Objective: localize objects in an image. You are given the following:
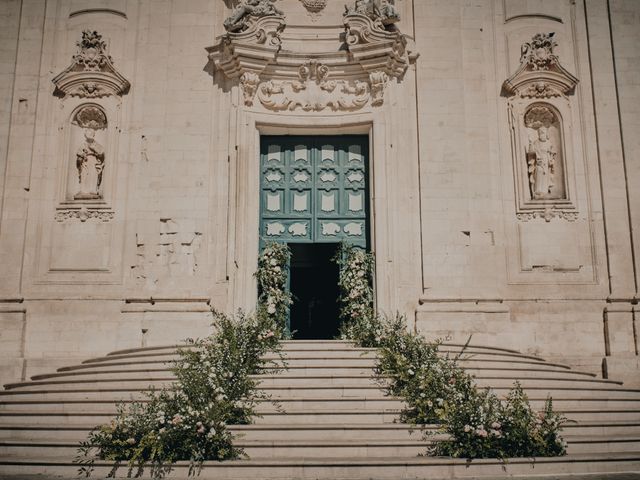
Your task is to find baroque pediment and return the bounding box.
[502,32,578,98]
[53,30,130,98]
[206,2,416,111]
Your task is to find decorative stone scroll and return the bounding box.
[503,32,579,222]
[207,1,416,111]
[52,30,130,98]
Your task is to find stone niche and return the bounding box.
[32,28,129,284]
[502,29,597,285]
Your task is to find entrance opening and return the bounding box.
[289,243,340,340]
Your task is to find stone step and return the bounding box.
[0,439,431,459]
[103,341,532,357]
[0,453,639,479]
[0,385,391,401]
[1,421,638,443]
[0,408,402,426]
[22,363,599,384]
[54,356,573,374]
[0,397,406,413]
[562,409,640,422]
[0,423,427,442]
[81,348,550,366]
[2,434,640,460]
[566,436,640,454]
[2,384,639,406]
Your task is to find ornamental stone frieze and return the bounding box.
[52,30,130,98]
[207,0,415,111]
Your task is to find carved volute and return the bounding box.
[207,0,416,111]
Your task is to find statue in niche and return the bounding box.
[224,0,284,32]
[71,106,107,200]
[75,129,105,199]
[524,105,562,200]
[345,0,400,26]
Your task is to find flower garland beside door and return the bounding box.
[334,242,567,461]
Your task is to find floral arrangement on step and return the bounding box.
[334,243,568,460]
[75,244,291,478]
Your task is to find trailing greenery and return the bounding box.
[334,243,568,460]
[75,243,291,478]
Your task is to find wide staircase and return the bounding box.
[0,340,639,479]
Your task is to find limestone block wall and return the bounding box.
[0,0,637,387]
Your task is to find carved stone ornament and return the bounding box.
[257,61,370,111]
[344,0,400,29]
[502,32,578,98]
[517,207,578,223]
[208,4,415,111]
[300,0,327,18]
[55,206,114,222]
[224,0,284,33]
[52,30,130,98]
[343,12,409,79]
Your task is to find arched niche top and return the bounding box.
[69,8,127,19]
[53,29,130,99]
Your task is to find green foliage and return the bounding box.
[75,310,282,478]
[334,244,567,461]
[75,244,292,478]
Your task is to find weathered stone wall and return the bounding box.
[0,0,637,387]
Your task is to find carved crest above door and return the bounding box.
[207,0,417,111]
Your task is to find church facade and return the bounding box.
[0,0,638,387]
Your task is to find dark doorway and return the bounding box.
[289,243,340,340]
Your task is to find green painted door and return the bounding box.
[259,135,369,248]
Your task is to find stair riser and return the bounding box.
[253,412,400,425]
[567,441,640,454]
[563,411,640,422]
[0,444,430,458]
[474,378,620,389]
[562,425,640,436]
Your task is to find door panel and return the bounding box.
[260,136,369,248]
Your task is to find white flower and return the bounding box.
[126,437,136,445]
[267,304,276,314]
[463,425,471,433]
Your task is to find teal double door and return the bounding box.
[259,135,369,248]
[259,135,370,339]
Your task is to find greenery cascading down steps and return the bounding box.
[74,242,566,478]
